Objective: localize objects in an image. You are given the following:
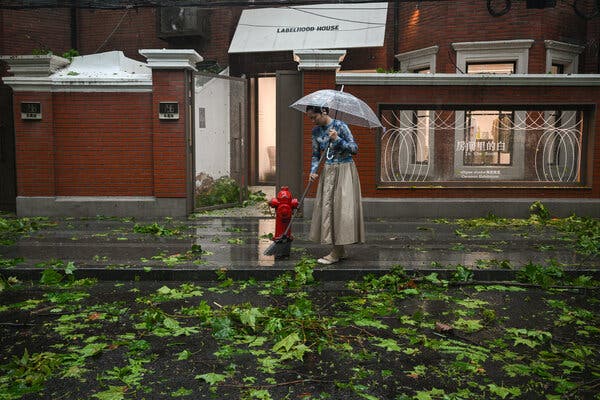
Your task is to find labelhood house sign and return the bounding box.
[228,3,388,54]
[276,25,340,33]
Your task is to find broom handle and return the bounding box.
[279,143,328,239]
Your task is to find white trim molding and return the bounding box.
[395,45,439,73]
[336,72,600,86]
[2,76,152,92]
[0,54,70,77]
[451,39,534,74]
[2,51,153,92]
[293,49,347,71]
[139,49,203,71]
[545,40,585,74]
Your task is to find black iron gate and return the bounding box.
[0,85,16,212]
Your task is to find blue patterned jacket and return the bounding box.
[310,119,358,174]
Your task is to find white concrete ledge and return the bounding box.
[294,49,346,71]
[0,54,70,76]
[336,72,600,86]
[139,49,202,71]
[2,51,152,92]
[2,76,152,92]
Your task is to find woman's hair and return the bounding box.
[306,105,329,115]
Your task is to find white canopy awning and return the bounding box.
[228,3,388,54]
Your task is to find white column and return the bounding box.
[293,49,347,71]
[139,49,203,70]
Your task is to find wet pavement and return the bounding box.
[1,215,598,281]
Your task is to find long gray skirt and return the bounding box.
[309,161,365,245]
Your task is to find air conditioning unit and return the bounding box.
[158,7,210,38]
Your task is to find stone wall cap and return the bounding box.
[336,72,600,86]
[293,49,347,71]
[139,49,203,71]
[0,54,70,77]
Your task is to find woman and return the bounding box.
[306,105,365,265]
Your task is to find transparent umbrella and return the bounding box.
[290,88,382,128]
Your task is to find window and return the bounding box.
[458,62,517,173]
[545,40,584,74]
[383,55,435,178]
[413,68,431,165]
[379,108,434,182]
[412,110,430,164]
[452,40,534,74]
[378,105,587,186]
[462,111,514,166]
[550,64,565,74]
[466,62,515,74]
[543,110,582,182]
[547,110,563,165]
[395,46,438,73]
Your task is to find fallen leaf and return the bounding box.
[399,279,417,290]
[88,312,102,321]
[435,322,453,333]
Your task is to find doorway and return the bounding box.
[257,76,276,184]
[194,71,248,208]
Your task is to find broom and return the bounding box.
[264,147,328,257]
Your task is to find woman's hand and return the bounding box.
[309,173,319,182]
[328,128,338,141]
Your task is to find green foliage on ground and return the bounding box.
[195,177,241,207]
[0,216,56,245]
[0,259,598,399]
[195,177,267,209]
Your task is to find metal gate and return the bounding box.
[193,71,247,208]
[0,85,16,212]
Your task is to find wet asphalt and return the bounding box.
[1,216,598,282]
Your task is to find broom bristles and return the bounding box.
[263,235,292,257]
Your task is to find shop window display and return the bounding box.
[379,106,586,186]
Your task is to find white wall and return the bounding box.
[195,71,231,179]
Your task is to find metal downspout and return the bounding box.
[393,0,399,71]
[70,6,77,50]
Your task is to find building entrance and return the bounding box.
[257,76,276,184]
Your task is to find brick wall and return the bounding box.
[150,69,190,198]
[53,92,154,196]
[583,11,600,73]
[13,91,154,197]
[1,9,72,55]
[8,54,194,206]
[318,82,600,200]
[1,2,597,74]
[77,8,166,61]
[300,69,600,200]
[13,91,55,196]
[392,1,592,74]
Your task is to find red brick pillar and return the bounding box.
[0,55,70,200]
[140,49,202,214]
[293,50,346,197]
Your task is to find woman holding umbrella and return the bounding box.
[306,105,365,264]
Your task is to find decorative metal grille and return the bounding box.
[379,107,585,185]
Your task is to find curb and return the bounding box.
[2,267,599,283]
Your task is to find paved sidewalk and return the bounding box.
[1,214,598,281]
